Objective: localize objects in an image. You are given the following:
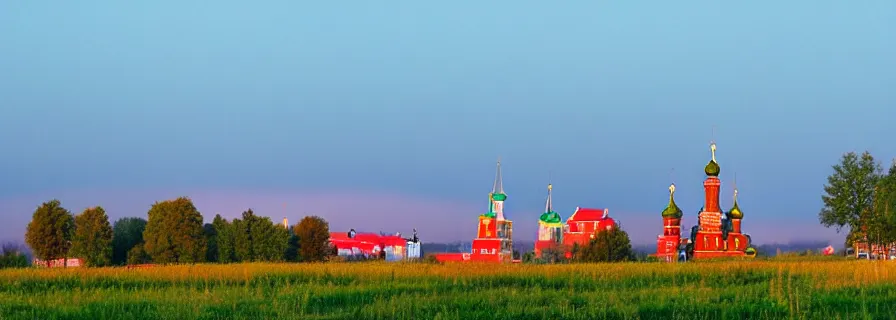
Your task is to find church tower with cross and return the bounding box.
[534,183,563,258]
[435,159,515,263]
[654,138,756,261]
[470,159,514,262]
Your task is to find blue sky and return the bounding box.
[1,1,894,246]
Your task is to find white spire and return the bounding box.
[545,183,553,213]
[492,157,504,195]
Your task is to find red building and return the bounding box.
[655,141,756,261]
[435,160,514,263]
[563,207,616,248]
[330,229,421,261]
[532,181,618,259]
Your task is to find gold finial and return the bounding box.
[548,184,552,191]
[669,183,676,195]
[710,142,717,162]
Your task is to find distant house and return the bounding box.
[33,258,82,268]
[329,229,422,261]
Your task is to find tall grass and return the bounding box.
[0,261,894,319]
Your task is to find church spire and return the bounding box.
[492,158,504,195]
[490,158,507,201]
[728,173,743,219]
[545,184,553,213]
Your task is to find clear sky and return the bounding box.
[1,1,894,246]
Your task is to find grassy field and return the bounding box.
[1,260,895,319]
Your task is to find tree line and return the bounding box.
[24,197,332,267]
[819,151,896,256]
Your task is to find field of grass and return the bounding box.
[1,260,895,319]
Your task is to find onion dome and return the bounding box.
[704,142,720,176]
[539,184,562,224]
[491,193,507,201]
[539,211,562,224]
[727,189,743,219]
[661,184,683,218]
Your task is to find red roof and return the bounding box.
[568,207,610,222]
[329,232,350,240]
[329,232,408,252]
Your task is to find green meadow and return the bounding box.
[1,260,895,319]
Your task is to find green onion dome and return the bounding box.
[728,192,743,219]
[539,211,562,224]
[661,184,683,219]
[705,160,720,176]
[491,193,507,201]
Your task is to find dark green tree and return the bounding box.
[231,217,250,261]
[111,217,147,265]
[71,206,114,267]
[203,223,218,262]
[142,197,207,263]
[819,152,880,245]
[578,226,634,262]
[285,231,300,262]
[25,200,74,266]
[294,216,330,262]
[212,214,235,263]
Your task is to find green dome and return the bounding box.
[727,201,743,219]
[704,160,720,176]
[539,211,562,224]
[661,196,683,219]
[491,193,507,201]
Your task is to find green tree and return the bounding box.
[71,207,114,267]
[25,200,74,266]
[870,162,896,255]
[111,217,147,265]
[142,197,207,263]
[294,216,331,262]
[578,226,634,262]
[819,152,880,245]
[212,214,235,263]
[231,209,290,262]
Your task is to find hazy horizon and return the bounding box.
[2,1,894,247]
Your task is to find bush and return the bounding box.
[0,243,30,269]
[127,244,151,265]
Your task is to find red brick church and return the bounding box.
[655,141,756,261]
